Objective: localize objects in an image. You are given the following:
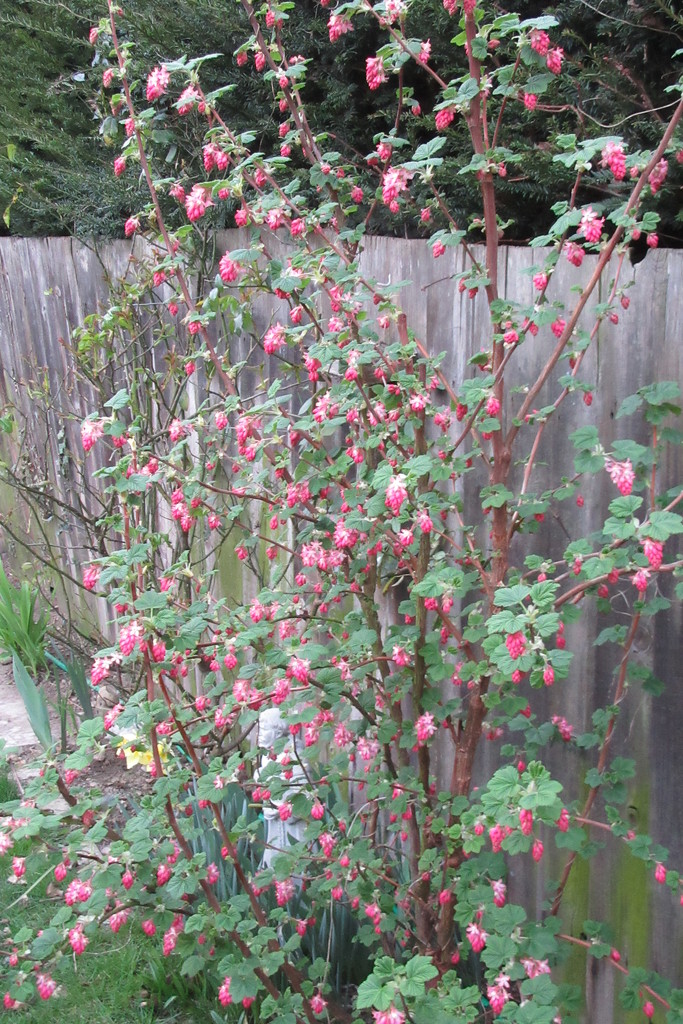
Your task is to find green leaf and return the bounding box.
[12,654,52,750]
[494,584,529,608]
[104,389,130,411]
[405,956,438,985]
[646,510,683,540]
[412,137,447,162]
[181,955,206,977]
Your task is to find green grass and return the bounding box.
[0,823,219,1023]
[0,765,19,802]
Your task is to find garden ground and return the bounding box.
[0,664,216,1023]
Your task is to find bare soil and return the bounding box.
[0,659,152,811]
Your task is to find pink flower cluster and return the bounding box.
[579,206,604,244]
[81,418,104,452]
[415,712,436,745]
[385,474,408,514]
[601,141,626,180]
[606,458,635,495]
[466,921,488,952]
[185,185,214,222]
[366,56,387,90]
[146,65,170,102]
[328,13,353,41]
[487,974,511,1016]
[505,631,526,659]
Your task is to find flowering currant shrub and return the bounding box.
[2,1,683,1021]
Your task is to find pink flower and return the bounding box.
[65,878,92,905]
[310,800,325,820]
[533,272,548,291]
[487,975,511,1016]
[373,1007,405,1024]
[177,85,203,115]
[523,92,538,111]
[278,802,293,822]
[648,158,668,194]
[601,142,626,181]
[328,13,353,42]
[546,47,563,74]
[522,957,551,979]
[466,922,488,952]
[108,906,130,933]
[632,568,650,593]
[606,458,635,495]
[83,565,100,591]
[218,977,232,1006]
[563,241,585,266]
[319,832,336,857]
[556,808,570,831]
[579,206,604,244]
[12,856,25,878]
[415,712,436,745]
[219,254,240,282]
[432,239,446,258]
[81,418,104,451]
[157,862,172,886]
[102,67,114,88]
[152,640,166,662]
[142,919,156,936]
[146,65,170,102]
[114,156,126,177]
[185,185,214,222]
[435,107,455,131]
[505,632,526,660]
[366,56,387,90]
[119,620,142,657]
[529,29,550,56]
[519,808,534,835]
[275,878,295,905]
[532,839,544,861]
[385,474,408,514]
[392,645,411,666]
[289,656,310,683]
[36,974,57,1001]
[124,216,139,238]
[416,510,433,533]
[492,879,507,907]
[169,419,187,442]
[642,538,663,569]
[381,166,412,207]
[103,702,123,729]
[264,322,286,354]
[311,993,327,1015]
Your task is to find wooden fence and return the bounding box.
[0,235,681,1018]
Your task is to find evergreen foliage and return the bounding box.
[0,0,680,240]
